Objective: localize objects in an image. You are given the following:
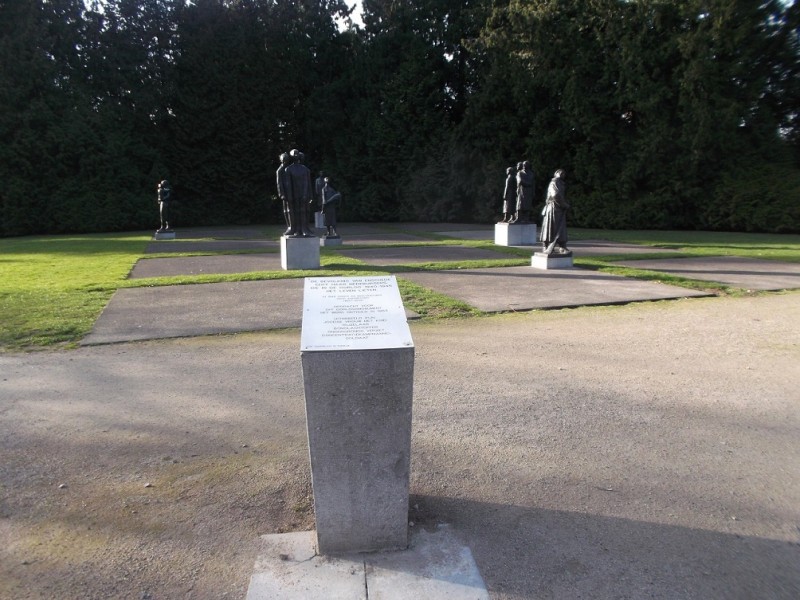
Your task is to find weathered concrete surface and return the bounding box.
[130,253,281,278]
[82,279,306,345]
[302,348,414,554]
[281,236,320,270]
[145,240,278,254]
[401,266,709,312]
[246,526,488,600]
[335,246,510,266]
[616,255,800,290]
[3,294,799,599]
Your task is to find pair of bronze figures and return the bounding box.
[500,164,569,254]
[276,150,340,238]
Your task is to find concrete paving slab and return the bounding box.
[616,256,800,290]
[166,225,272,239]
[342,233,428,245]
[146,239,278,254]
[129,253,282,278]
[82,279,305,344]
[246,526,488,600]
[246,531,366,600]
[401,266,709,312]
[83,278,421,345]
[335,246,511,266]
[570,239,679,257]
[435,230,495,241]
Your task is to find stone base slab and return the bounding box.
[532,252,573,270]
[153,230,176,240]
[494,222,537,246]
[245,526,488,600]
[320,237,343,247]
[281,236,320,270]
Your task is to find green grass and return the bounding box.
[1,227,799,351]
[0,233,151,350]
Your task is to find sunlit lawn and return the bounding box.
[0,233,151,349]
[1,227,798,351]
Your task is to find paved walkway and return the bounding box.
[84,226,798,345]
[617,255,800,291]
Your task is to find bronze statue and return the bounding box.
[314,171,326,210]
[511,161,534,223]
[157,180,172,231]
[276,153,292,235]
[279,149,315,237]
[499,167,516,223]
[321,177,341,238]
[540,169,570,254]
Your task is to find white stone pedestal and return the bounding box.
[301,276,414,555]
[495,222,537,246]
[314,211,325,228]
[281,236,320,270]
[532,252,573,270]
[153,230,176,240]
[319,237,343,247]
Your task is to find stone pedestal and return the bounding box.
[314,211,325,229]
[494,222,537,246]
[280,236,320,270]
[301,276,414,555]
[532,251,573,270]
[153,230,176,240]
[320,236,343,247]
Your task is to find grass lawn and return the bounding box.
[1,227,798,351]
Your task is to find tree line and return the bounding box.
[1,0,798,236]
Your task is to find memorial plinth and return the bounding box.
[532,251,573,269]
[281,236,320,270]
[320,236,343,247]
[301,276,414,555]
[153,230,176,240]
[495,222,537,246]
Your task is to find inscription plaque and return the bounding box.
[301,276,413,352]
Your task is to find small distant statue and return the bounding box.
[157,180,172,231]
[321,177,341,238]
[540,169,570,254]
[511,161,534,223]
[498,167,516,223]
[276,152,292,235]
[314,171,326,210]
[282,149,315,237]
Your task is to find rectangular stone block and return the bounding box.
[320,237,343,247]
[301,276,414,555]
[281,235,320,270]
[531,252,573,270]
[314,211,325,228]
[494,222,537,246]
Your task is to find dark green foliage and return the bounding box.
[1,0,798,235]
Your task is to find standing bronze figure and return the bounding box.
[511,161,534,223]
[278,149,315,237]
[276,153,292,235]
[157,180,172,231]
[321,177,341,238]
[499,167,516,223]
[540,169,570,254]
